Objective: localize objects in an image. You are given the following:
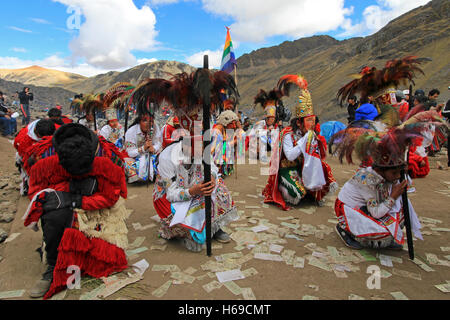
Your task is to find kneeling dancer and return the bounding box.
[153,134,239,252]
[334,127,424,250]
[24,124,129,299]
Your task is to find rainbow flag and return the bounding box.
[220,27,237,74]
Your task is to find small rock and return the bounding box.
[0,201,12,209]
[0,213,14,223]
[0,228,8,243]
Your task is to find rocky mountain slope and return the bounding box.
[0,66,86,88]
[0,0,448,121]
[235,0,450,121]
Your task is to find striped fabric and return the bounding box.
[220,27,237,74]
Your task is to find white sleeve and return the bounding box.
[125,128,140,159]
[152,123,163,153]
[158,145,191,202]
[282,133,303,161]
[99,126,110,140]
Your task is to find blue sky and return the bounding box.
[0,0,429,76]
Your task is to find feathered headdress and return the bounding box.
[254,89,283,108]
[277,75,313,118]
[78,94,104,116]
[103,82,136,112]
[126,70,239,120]
[127,78,173,118]
[337,56,427,105]
[330,122,439,167]
[254,89,282,118]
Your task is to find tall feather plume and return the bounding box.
[193,68,214,108]
[253,89,283,108]
[168,72,198,112]
[337,66,378,106]
[79,94,104,115]
[400,110,449,128]
[127,78,173,116]
[337,56,426,105]
[374,104,400,128]
[354,133,382,163]
[103,82,136,111]
[277,75,308,97]
[329,127,376,164]
[211,71,240,106]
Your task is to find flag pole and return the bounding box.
[234,63,239,180]
[203,55,213,257]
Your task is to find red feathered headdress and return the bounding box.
[337,56,427,105]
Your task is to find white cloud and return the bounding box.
[199,0,352,43]
[186,49,222,69]
[0,54,159,77]
[11,48,27,53]
[339,0,429,37]
[137,58,158,65]
[147,0,182,5]
[30,18,51,24]
[53,0,159,69]
[8,26,33,33]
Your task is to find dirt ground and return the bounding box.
[0,133,449,301]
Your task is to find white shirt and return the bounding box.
[125,123,162,159]
[157,141,219,203]
[99,124,124,144]
[338,167,396,219]
[282,130,304,161]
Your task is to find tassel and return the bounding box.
[57,228,91,253]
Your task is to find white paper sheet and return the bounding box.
[216,269,245,283]
[170,200,192,227]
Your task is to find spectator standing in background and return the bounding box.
[346,96,359,124]
[19,87,34,125]
[0,91,17,138]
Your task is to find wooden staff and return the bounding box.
[400,150,414,260]
[124,104,129,134]
[234,64,239,180]
[203,55,213,257]
[93,111,97,132]
[147,106,154,189]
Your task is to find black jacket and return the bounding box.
[347,103,359,122]
[19,91,34,104]
[0,98,7,116]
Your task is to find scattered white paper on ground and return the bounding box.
[254,253,284,262]
[216,269,246,283]
[4,233,21,243]
[390,291,409,300]
[132,259,150,276]
[270,244,284,253]
[379,254,394,267]
[0,290,25,299]
[251,225,270,233]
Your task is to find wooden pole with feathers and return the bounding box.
[402,83,415,260]
[202,55,213,257]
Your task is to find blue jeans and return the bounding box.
[0,117,16,136]
[21,104,31,125]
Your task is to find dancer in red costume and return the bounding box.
[263,75,338,210]
[24,124,129,299]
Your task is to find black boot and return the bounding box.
[335,224,363,250]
